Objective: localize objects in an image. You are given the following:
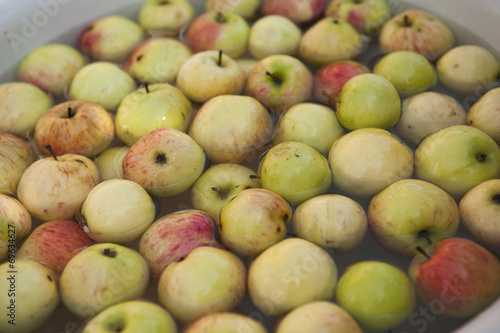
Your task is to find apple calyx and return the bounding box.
[155,152,167,165]
[45,144,59,161]
[415,245,431,260]
[476,153,487,162]
[101,248,118,258]
[266,72,282,85]
[492,193,500,205]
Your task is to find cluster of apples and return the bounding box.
[1,0,500,332]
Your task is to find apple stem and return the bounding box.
[218,50,223,67]
[403,15,411,27]
[45,145,58,161]
[416,246,431,259]
[216,12,226,23]
[266,71,282,85]
[67,107,73,118]
[144,82,150,93]
[322,91,338,109]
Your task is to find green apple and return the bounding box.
[60,243,150,318]
[272,102,345,155]
[292,194,367,252]
[158,246,246,323]
[185,312,267,333]
[367,179,460,257]
[0,132,36,195]
[374,50,437,95]
[206,0,260,20]
[190,163,260,218]
[415,125,500,198]
[467,87,500,144]
[258,141,332,205]
[137,0,195,35]
[336,261,416,331]
[328,128,414,198]
[82,300,177,333]
[0,194,31,262]
[115,83,194,145]
[248,238,338,316]
[94,146,130,181]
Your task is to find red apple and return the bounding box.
[261,0,327,26]
[409,238,500,318]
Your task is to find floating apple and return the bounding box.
[467,87,500,144]
[185,312,267,333]
[94,146,130,181]
[0,194,31,262]
[0,132,36,195]
[137,0,195,35]
[206,0,261,20]
[260,0,327,26]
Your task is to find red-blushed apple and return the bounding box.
[260,0,327,26]
[409,238,500,317]
[0,131,36,195]
[123,127,206,197]
[137,0,195,35]
[16,220,94,276]
[34,100,115,158]
[206,0,261,20]
[77,15,145,62]
[0,193,31,262]
[185,11,250,59]
[312,60,370,109]
[185,312,267,333]
[139,210,223,284]
[467,87,500,145]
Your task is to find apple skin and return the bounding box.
[16,220,94,276]
[94,146,130,181]
[248,237,338,316]
[409,238,500,317]
[0,260,59,333]
[137,0,195,35]
[185,312,267,333]
[0,82,53,138]
[82,300,178,333]
[367,179,460,257]
[468,87,500,144]
[260,0,327,26]
[206,0,261,20]
[59,243,150,318]
[185,11,250,59]
[34,100,115,157]
[77,15,145,63]
[276,301,363,333]
[157,246,247,323]
[336,261,416,331]
[379,9,455,61]
[459,179,500,248]
[312,60,370,109]
[123,127,206,197]
[292,194,367,252]
[139,210,222,284]
[0,132,36,195]
[190,163,260,218]
[217,188,291,257]
[17,43,87,97]
[0,194,31,262]
[414,125,500,198]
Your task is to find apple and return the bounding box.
[248,15,302,60]
[244,54,313,113]
[123,127,206,197]
[292,194,367,252]
[68,61,136,112]
[298,17,364,66]
[188,95,273,164]
[77,15,145,62]
[190,163,260,218]
[17,43,87,97]
[124,37,192,84]
[16,152,99,221]
[467,87,500,144]
[34,100,115,157]
[272,102,345,155]
[82,300,177,333]
[139,210,222,283]
[409,238,500,317]
[157,246,246,323]
[367,179,460,257]
[328,128,414,198]
[437,45,500,95]
[16,220,94,276]
[312,60,370,109]
[59,243,150,318]
[335,73,401,130]
[0,260,59,333]
[258,141,333,205]
[379,9,455,61]
[0,82,53,138]
[276,301,363,333]
[217,188,291,257]
[325,0,391,35]
[206,0,260,20]
[336,260,416,331]
[137,0,195,35]
[459,179,500,248]
[248,237,338,316]
[185,11,250,59]
[0,194,31,262]
[260,0,327,26]
[77,179,157,243]
[94,146,130,181]
[0,132,36,195]
[394,91,467,147]
[373,50,437,95]
[185,312,267,333]
[414,125,500,198]
[176,50,246,104]
[115,83,194,145]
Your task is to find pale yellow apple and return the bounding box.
[467,87,500,144]
[0,194,31,261]
[94,146,130,181]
